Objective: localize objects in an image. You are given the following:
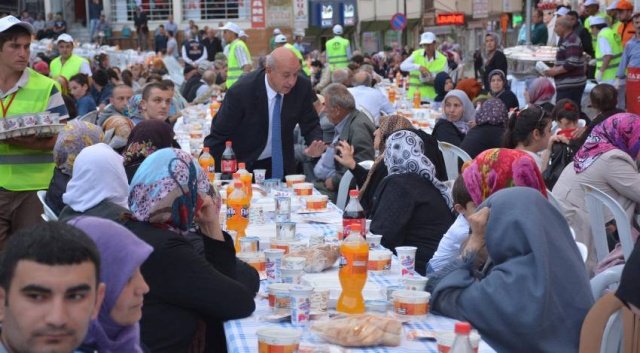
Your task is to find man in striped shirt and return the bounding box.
[544,17,587,107]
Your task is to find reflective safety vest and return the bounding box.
[585,13,609,49]
[596,27,623,81]
[618,21,636,48]
[407,49,448,101]
[0,69,56,191]
[284,43,311,76]
[50,54,87,80]
[226,39,251,89]
[326,36,349,69]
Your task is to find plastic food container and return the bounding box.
[292,182,314,196]
[285,174,306,187]
[236,252,265,273]
[257,328,302,353]
[305,195,328,211]
[392,290,430,317]
[403,275,428,291]
[267,283,294,310]
[436,330,482,353]
[368,249,392,272]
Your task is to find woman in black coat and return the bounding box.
[482,32,508,91]
[460,98,509,158]
[487,69,519,111]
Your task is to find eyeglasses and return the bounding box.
[517,105,546,124]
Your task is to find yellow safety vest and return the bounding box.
[326,36,349,69]
[50,54,88,80]
[226,39,251,89]
[284,43,311,76]
[407,50,448,101]
[0,69,56,191]
[595,27,623,81]
[585,13,609,50]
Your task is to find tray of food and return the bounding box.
[0,112,66,141]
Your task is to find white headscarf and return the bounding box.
[63,143,129,212]
[441,89,476,134]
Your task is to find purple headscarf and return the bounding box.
[474,98,508,126]
[68,216,152,353]
[574,113,640,173]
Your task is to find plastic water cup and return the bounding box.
[264,249,285,283]
[289,285,313,327]
[396,246,417,277]
[367,234,383,249]
[280,267,303,284]
[282,256,306,270]
[275,197,292,222]
[402,275,428,291]
[254,169,266,185]
[276,221,296,240]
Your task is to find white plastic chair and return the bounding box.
[547,189,564,213]
[580,183,635,263]
[37,190,58,221]
[78,110,98,125]
[437,141,471,180]
[357,106,375,125]
[335,160,374,210]
[590,264,625,300]
[577,241,589,263]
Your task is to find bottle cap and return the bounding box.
[349,190,359,197]
[350,224,362,232]
[239,162,246,169]
[202,147,210,153]
[234,181,243,188]
[454,322,471,334]
[226,141,232,146]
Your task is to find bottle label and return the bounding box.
[207,165,214,174]
[343,218,366,237]
[339,251,368,275]
[221,160,237,173]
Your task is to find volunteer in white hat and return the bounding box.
[607,1,620,27]
[273,34,310,76]
[270,28,281,51]
[583,0,608,49]
[400,32,448,102]
[589,15,622,84]
[220,22,252,88]
[325,24,351,70]
[0,16,69,245]
[50,33,92,80]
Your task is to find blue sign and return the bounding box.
[391,13,407,31]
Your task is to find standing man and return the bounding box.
[607,1,620,30]
[154,24,168,53]
[0,222,105,353]
[583,0,607,50]
[544,17,587,106]
[400,32,448,102]
[566,10,595,79]
[270,28,281,51]
[531,9,549,45]
[133,7,148,51]
[616,0,635,47]
[589,16,623,85]
[181,32,207,67]
[0,16,69,247]
[325,25,350,70]
[204,47,322,179]
[274,34,310,76]
[50,34,92,80]
[293,35,305,54]
[202,28,222,61]
[88,0,103,43]
[166,30,179,59]
[52,12,66,38]
[164,15,178,40]
[220,22,252,89]
[617,12,640,114]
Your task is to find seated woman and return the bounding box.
[102,115,136,154]
[69,216,152,353]
[427,187,593,353]
[524,77,555,114]
[59,143,130,222]
[122,119,179,182]
[460,98,508,158]
[553,113,640,274]
[428,148,547,273]
[126,148,257,353]
[69,73,98,117]
[487,69,519,111]
[370,130,455,275]
[575,83,625,147]
[46,120,104,216]
[432,89,475,146]
[433,72,454,110]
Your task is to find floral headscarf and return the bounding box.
[475,98,508,126]
[526,77,555,106]
[441,89,476,134]
[128,94,143,118]
[102,115,135,150]
[461,148,548,205]
[384,130,455,214]
[574,113,640,173]
[129,148,213,235]
[54,120,104,176]
[123,120,177,168]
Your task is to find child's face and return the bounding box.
[456,201,477,219]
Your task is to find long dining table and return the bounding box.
[221,189,496,353]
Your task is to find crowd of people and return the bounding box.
[1,1,640,352]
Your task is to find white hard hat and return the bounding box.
[219,22,240,35]
[55,33,74,44]
[588,15,608,26]
[419,32,436,45]
[273,28,281,35]
[333,24,343,35]
[275,34,287,43]
[584,0,599,6]
[0,15,33,34]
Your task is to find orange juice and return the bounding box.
[388,88,396,103]
[337,224,368,314]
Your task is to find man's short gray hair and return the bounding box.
[331,68,349,84]
[556,17,573,30]
[265,55,276,69]
[322,83,355,111]
[353,72,372,87]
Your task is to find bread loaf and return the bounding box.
[311,314,402,347]
[285,244,340,272]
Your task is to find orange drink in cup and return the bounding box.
[285,174,305,188]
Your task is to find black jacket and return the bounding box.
[482,51,508,91]
[460,124,505,159]
[432,119,466,147]
[45,168,71,216]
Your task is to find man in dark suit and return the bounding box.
[204,47,323,178]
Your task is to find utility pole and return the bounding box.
[525,0,532,44]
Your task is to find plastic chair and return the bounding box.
[36,190,58,221]
[591,264,625,300]
[358,106,375,125]
[78,110,98,125]
[547,189,564,213]
[580,183,635,263]
[335,160,374,210]
[437,141,471,180]
[579,292,640,353]
[577,241,589,263]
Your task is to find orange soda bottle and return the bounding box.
[413,90,421,108]
[209,100,220,118]
[226,181,250,250]
[388,88,396,104]
[337,223,368,314]
[198,147,215,184]
[226,173,242,204]
[237,162,253,200]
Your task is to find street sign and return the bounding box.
[390,13,407,31]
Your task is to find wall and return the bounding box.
[358,0,422,22]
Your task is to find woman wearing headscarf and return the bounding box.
[126,148,257,353]
[369,130,455,276]
[59,143,130,223]
[525,77,556,114]
[427,187,593,353]
[482,32,508,91]
[122,119,179,182]
[45,121,104,216]
[553,113,640,274]
[460,98,508,158]
[433,72,454,110]
[432,89,475,146]
[102,115,136,153]
[487,69,519,111]
[70,217,152,353]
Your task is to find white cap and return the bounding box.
[0,15,33,34]
[588,15,608,26]
[273,28,281,35]
[274,34,287,43]
[606,1,619,10]
[219,22,240,35]
[555,7,570,16]
[419,32,436,45]
[55,33,74,44]
[333,24,343,35]
[584,0,599,6]
[239,30,248,38]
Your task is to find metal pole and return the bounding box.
[525,0,532,44]
[403,0,407,47]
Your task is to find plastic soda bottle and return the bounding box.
[449,322,474,353]
[343,190,366,237]
[237,162,253,200]
[198,147,215,183]
[413,90,421,108]
[337,223,368,314]
[388,88,396,104]
[221,141,237,180]
[226,173,242,204]
[226,181,250,250]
